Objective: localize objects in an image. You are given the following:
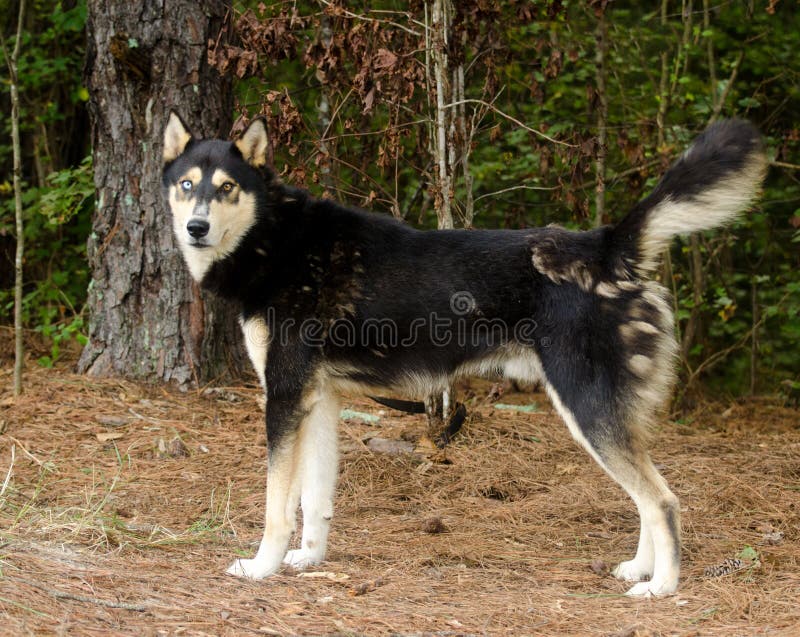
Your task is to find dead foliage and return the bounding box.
[1,361,799,635]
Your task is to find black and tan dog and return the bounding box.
[162,113,766,596]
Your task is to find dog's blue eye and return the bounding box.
[180,180,193,191]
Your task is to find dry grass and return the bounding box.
[1,359,799,636]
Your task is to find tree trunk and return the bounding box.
[425,0,457,440]
[316,14,334,195]
[594,10,607,228]
[430,0,453,230]
[79,0,244,384]
[656,0,669,149]
[4,0,27,395]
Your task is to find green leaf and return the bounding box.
[737,97,761,109]
[494,403,539,413]
[737,545,759,562]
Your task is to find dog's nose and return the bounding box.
[187,218,210,239]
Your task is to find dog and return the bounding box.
[162,113,766,596]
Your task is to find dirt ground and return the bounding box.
[1,356,799,636]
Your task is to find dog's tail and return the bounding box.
[611,119,767,275]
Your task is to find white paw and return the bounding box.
[226,557,278,580]
[612,559,653,583]
[282,548,323,570]
[625,578,677,597]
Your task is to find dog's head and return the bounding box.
[161,112,269,281]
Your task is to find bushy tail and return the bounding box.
[612,119,767,275]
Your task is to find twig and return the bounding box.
[441,99,576,147]
[576,158,663,192]
[473,184,558,204]
[318,0,421,36]
[401,159,433,219]
[6,436,48,468]
[685,308,771,385]
[709,50,745,122]
[319,118,427,143]
[127,408,169,424]
[0,444,15,499]
[771,160,800,171]
[319,87,354,144]
[15,577,148,612]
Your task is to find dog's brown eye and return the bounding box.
[221,182,235,193]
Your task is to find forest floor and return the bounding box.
[1,350,799,636]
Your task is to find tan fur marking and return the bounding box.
[595,281,621,298]
[169,186,195,229]
[240,316,269,390]
[629,354,654,376]
[163,112,192,162]
[235,119,268,167]
[211,168,237,189]
[209,191,257,250]
[620,320,660,342]
[177,167,202,189]
[630,320,660,335]
[168,178,257,281]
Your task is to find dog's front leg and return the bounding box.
[226,428,301,579]
[227,348,309,580]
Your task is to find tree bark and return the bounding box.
[656,0,669,149]
[594,10,607,228]
[316,14,334,195]
[430,0,453,230]
[2,0,26,395]
[79,0,244,384]
[425,0,457,439]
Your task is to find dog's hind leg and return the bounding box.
[283,384,340,569]
[600,445,680,596]
[545,385,680,597]
[612,510,654,583]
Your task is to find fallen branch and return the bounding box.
[16,577,149,612]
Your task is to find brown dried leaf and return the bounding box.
[421,517,449,534]
[366,437,415,455]
[96,415,130,427]
[373,48,398,72]
[296,571,349,582]
[349,577,386,597]
[590,559,609,576]
[96,432,124,442]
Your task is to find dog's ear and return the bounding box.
[234,118,268,167]
[163,111,194,163]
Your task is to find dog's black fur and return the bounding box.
[162,115,766,595]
